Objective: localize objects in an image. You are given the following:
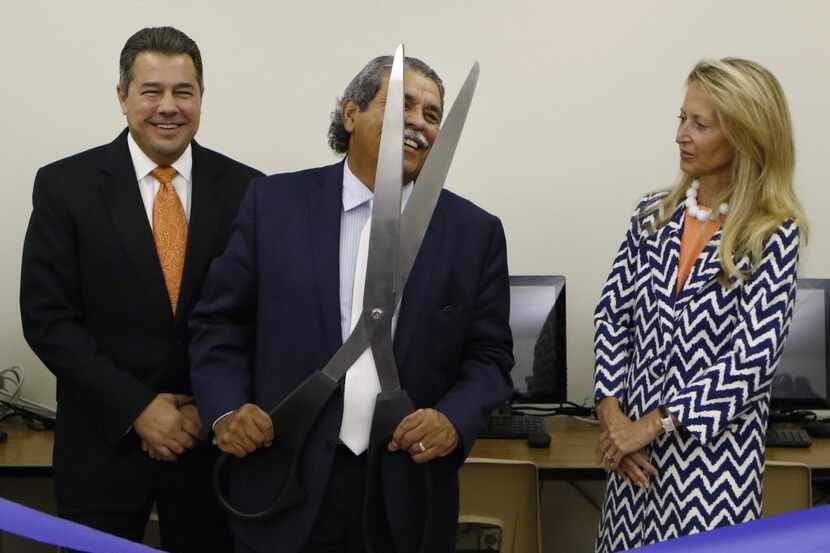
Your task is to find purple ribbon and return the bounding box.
[0,498,161,552]
[633,505,830,552]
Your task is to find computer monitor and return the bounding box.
[508,275,567,402]
[770,278,830,412]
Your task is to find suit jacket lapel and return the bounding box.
[394,198,445,368]
[176,140,223,323]
[99,129,171,320]
[309,161,346,358]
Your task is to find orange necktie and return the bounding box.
[151,166,188,314]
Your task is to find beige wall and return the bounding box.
[2,0,828,409]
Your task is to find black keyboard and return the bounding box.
[766,427,812,448]
[479,414,546,439]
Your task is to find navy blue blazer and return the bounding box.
[190,161,513,553]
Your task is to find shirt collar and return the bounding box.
[342,157,414,213]
[127,131,193,184]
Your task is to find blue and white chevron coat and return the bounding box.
[593,195,800,552]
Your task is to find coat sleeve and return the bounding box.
[189,180,260,428]
[593,197,652,403]
[665,220,800,444]
[435,217,514,461]
[20,168,156,445]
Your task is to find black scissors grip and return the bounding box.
[213,370,339,520]
[363,390,433,553]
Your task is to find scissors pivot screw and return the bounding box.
[370,308,384,320]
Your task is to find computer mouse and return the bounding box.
[527,431,551,448]
[803,422,830,438]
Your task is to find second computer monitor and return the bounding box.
[508,275,567,403]
[770,278,830,412]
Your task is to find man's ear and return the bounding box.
[116,85,128,115]
[342,100,358,133]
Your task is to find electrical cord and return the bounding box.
[512,401,595,418]
[0,365,24,425]
[770,410,819,423]
[0,403,51,430]
[0,365,24,405]
[0,365,54,430]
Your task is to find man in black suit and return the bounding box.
[20,27,262,552]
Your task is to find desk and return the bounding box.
[0,420,52,476]
[470,417,830,479]
[0,420,56,553]
[3,417,828,553]
[5,417,830,475]
[3,418,605,471]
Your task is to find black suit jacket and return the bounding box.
[20,129,263,506]
[190,161,514,553]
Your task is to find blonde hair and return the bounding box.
[650,58,808,283]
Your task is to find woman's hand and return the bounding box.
[615,449,658,489]
[599,409,661,468]
[596,397,628,469]
[596,397,628,432]
[596,398,661,486]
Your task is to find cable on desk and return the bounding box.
[512,401,595,418]
[770,410,818,423]
[0,365,24,405]
[0,406,51,431]
[0,365,55,430]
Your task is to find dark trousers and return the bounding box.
[300,444,368,553]
[234,445,368,553]
[59,441,232,553]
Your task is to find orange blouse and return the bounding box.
[676,211,721,294]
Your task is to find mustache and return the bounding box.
[404,128,430,149]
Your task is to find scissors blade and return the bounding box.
[363,44,404,316]
[319,319,371,381]
[397,62,480,298]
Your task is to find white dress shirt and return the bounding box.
[127,132,192,227]
[339,159,413,337]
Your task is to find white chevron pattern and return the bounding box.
[593,196,800,552]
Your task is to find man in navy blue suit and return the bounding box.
[189,54,514,553]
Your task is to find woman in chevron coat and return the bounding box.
[592,58,809,552]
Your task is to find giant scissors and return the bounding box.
[214,45,479,552]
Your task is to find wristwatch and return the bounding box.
[658,405,676,435]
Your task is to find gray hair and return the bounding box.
[328,56,445,154]
[119,27,204,95]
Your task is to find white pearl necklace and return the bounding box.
[684,181,729,222]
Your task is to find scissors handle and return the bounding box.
[363,390,433,553]
[213,370,339,519]
[214,320,372,518]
